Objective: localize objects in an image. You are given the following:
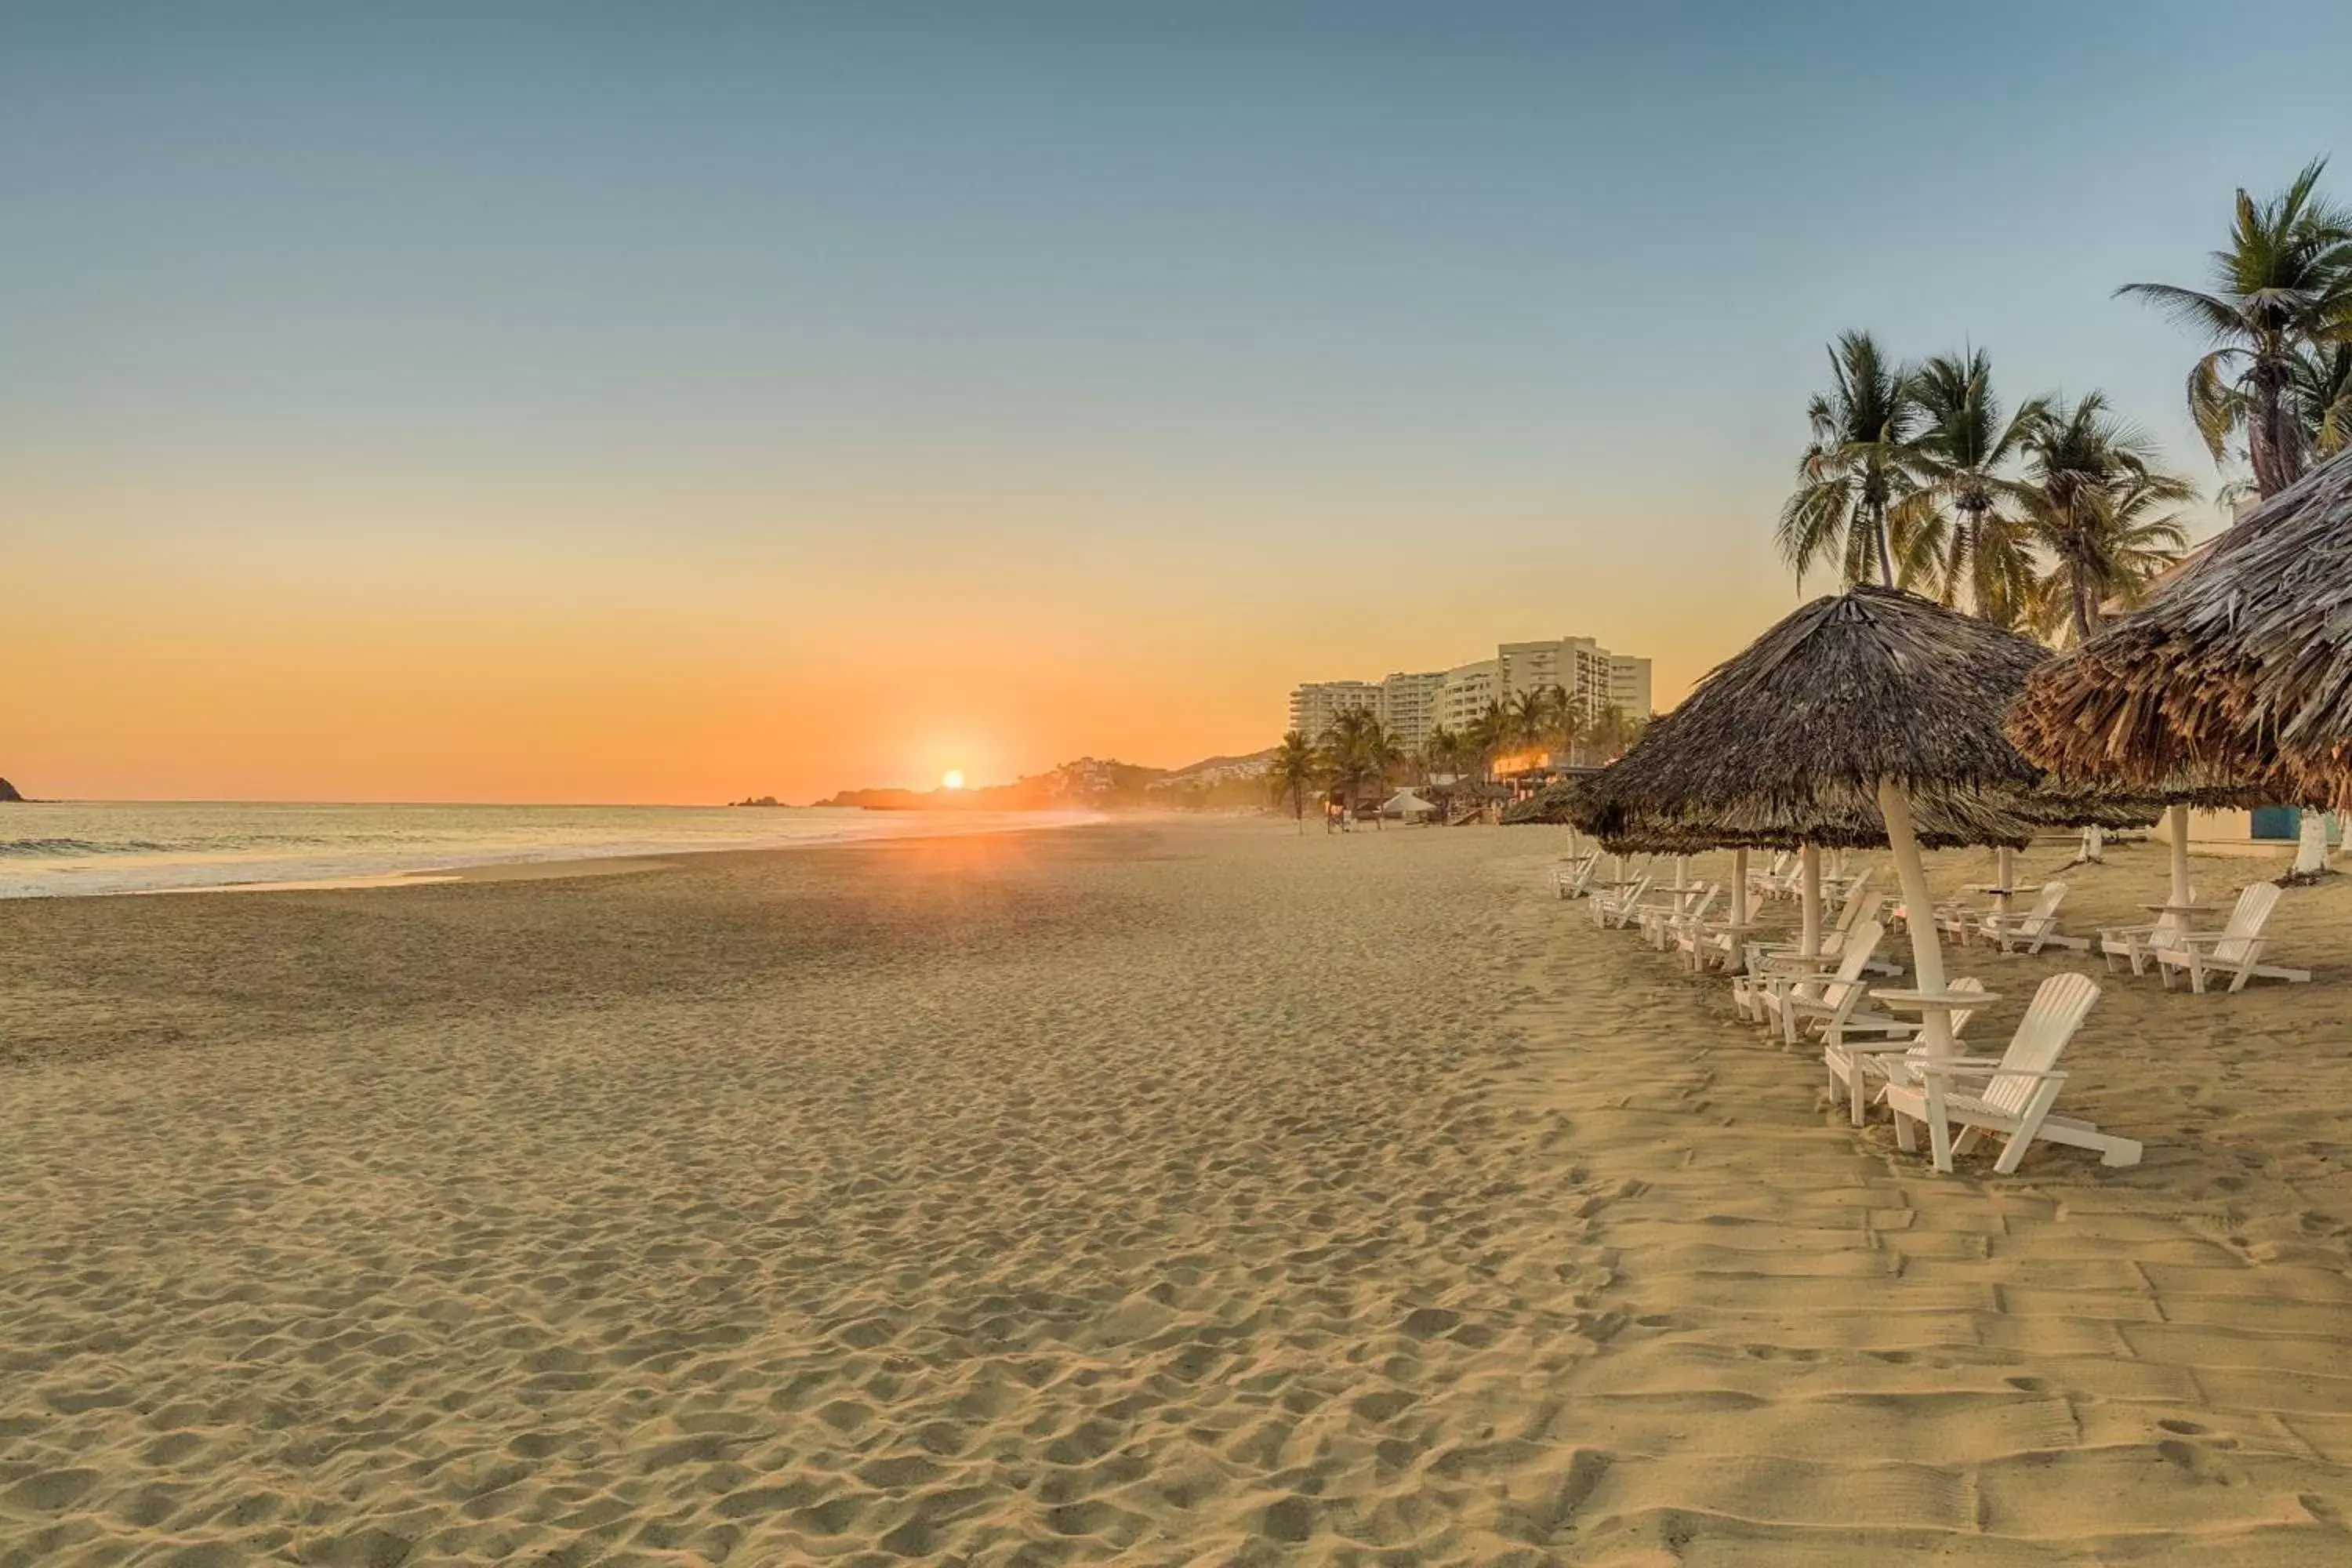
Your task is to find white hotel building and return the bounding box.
[1290,637,1653,750]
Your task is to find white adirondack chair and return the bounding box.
[1820,977,1988,1126]
[1744,873,1879,971]
[1931,891,2002,942]
[2153,883,2311,993]
[1682,887,1764,971]
[1773,920,1899,1046]
[1977,881,2087,954]
[1749,852,1796,898]
[1740,920,1885,1041]
[1657,883,1731,953]
[2097,885,2195,975]
[1737,893,1889,1012]
[1883,972,2136,1174]
[1592,873,1653,930]
[1552,853,1601,899]
[1586,866,1631,925]
[1642,883,1719,949]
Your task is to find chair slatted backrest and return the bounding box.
[2024,881,2067,925]
[1943,975,1991,1038]
[1820,919,1885,1003]
[1842,896,1886,945]
[1983,973,2100,1118]
[1831,871,1878,933]
[1686,884,1721,923]
[1613,875,1651,917]
[2215,882,2279,966]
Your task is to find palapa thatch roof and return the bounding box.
[1500,779,1582,826]
[2009,452,2352,808]
[1570,585,2083,848]
[1522,763,2147,851]
[1577,783,2042,855]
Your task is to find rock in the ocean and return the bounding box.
[0,776,21,803]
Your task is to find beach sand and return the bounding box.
[2,820,2347,1563]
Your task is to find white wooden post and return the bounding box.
[1878,781,1952,1057]
[1799,844,1822,959]
[2168,804,2193,907]
[2293,811,2328,878]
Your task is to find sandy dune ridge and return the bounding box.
[1,821,2347,1563]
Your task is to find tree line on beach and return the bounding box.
[1780,158,2349,643]
[1266,689,1649,829]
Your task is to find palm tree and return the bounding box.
[1267,730,1317,833]
[1777,330,1922,589]
[1360,715,1406,827]
[2118,158,2352,499]
[1504,688,1554,753]
[1540,684,1588,767]
[1316,709,1400,828]
[1588,702,1646,763]
[1416,724,1453,780]
[1464,700,1508,783]
[2023,477,2193,645]
[2020,394,2195,644]
[1893,349,2049,624]
[2292,341,2352,462]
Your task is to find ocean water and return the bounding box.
[0,800,1099,898]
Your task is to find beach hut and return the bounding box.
[2010,452,2352,889]
[1571,585,2074,1055]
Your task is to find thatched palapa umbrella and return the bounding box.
[1573,584,2061,1054]
[2010,452,2352,894]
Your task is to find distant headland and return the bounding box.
[747,752,1276,813]
[0,776,24,803]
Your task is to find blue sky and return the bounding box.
[5,2,2349,799]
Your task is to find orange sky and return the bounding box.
[9,5,2305,803]
[6,462,1792,803]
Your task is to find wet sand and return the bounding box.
[1,820,2347,1563]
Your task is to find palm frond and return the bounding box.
[2115,281,2249,343]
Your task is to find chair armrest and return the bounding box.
[2168,932,2238,947]
[1782,993,1850,1014]
[1907,1061,2070,1082]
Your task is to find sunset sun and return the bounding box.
[941,769,965,791]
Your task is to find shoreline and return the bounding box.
[7,806,1119,901]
